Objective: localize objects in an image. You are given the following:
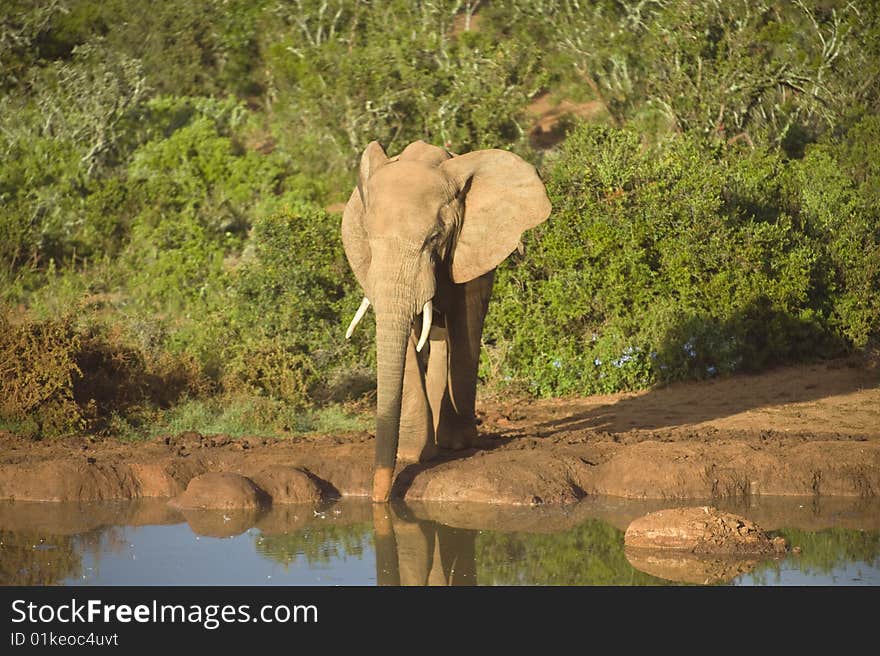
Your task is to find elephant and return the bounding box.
[341,139,551,502]
[373,504,477,586]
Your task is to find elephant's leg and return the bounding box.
[436,270,495,450]
[396,322,437,464]
[438,525,478,585]
[427,527,448,586]
[393,520,435,586]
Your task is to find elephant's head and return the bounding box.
[341,140,551,501]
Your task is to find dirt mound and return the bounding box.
[169,472,270,510]
[249,466,323,505]
[624,506,787,555]
[0,461,141,502]
[398,444,592,505]
[623,506,788,584]
[127,459,203,497]
[585,439,879,498]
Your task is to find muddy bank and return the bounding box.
[0,430,876,507]
[0,359,877,506]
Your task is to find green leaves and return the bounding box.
[482,121,871,396]
[264,0,543,186]
[1,0,878,422]
[214,202,369,407]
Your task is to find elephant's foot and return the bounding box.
[437,418,479,451]
[397,426,439,462]
[396,436,439,465]
[372,467,394,503]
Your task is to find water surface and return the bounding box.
[1,496,877,586]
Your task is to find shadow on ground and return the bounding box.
[529,357,878,435]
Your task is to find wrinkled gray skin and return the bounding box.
[342,140,551,501]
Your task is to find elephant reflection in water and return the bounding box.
[373,506,477,586]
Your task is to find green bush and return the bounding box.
[483,0,880,151]
[118,96,300,315]
[1,1,878,435]
[798,115,880,348]
[482,123,861,396]
[0,313,84,437]
[218,202,372,405]
[263,0,544,190]
[126,97,290,237]
[0,311,210,438]
[37,0,271,98]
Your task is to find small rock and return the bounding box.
[179,431,202,442]
[624,506,783,555]
[771,536,788,553]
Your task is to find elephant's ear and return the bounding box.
[342,141,388,291]
[356,140,388,206]
[440,149,551,283]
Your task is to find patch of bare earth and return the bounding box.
[526,91,608,149]
[0,358,877,505]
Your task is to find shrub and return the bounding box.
[218,201,372,403]
[73,324,211,432]
[126,97,291,238]
[0,313,84,437]
[482,0,880,150]
[262,1,544,189]
[222,338,318,411]
[798,115,880,349]
[482,123,855,396]
[0,311,210,438]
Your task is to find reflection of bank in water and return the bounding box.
[0,496,878,586]
[0,498,177,586]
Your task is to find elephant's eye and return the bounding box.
[424,228,442,248]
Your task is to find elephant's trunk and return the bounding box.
[373,308,411,476]
[368,241,435,501]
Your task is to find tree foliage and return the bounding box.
[484,119,878,395]
[0,0,877,435]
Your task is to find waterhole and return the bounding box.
[2,496,877,586]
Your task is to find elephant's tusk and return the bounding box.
[415,300,432,353]
[345,297,371,339]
